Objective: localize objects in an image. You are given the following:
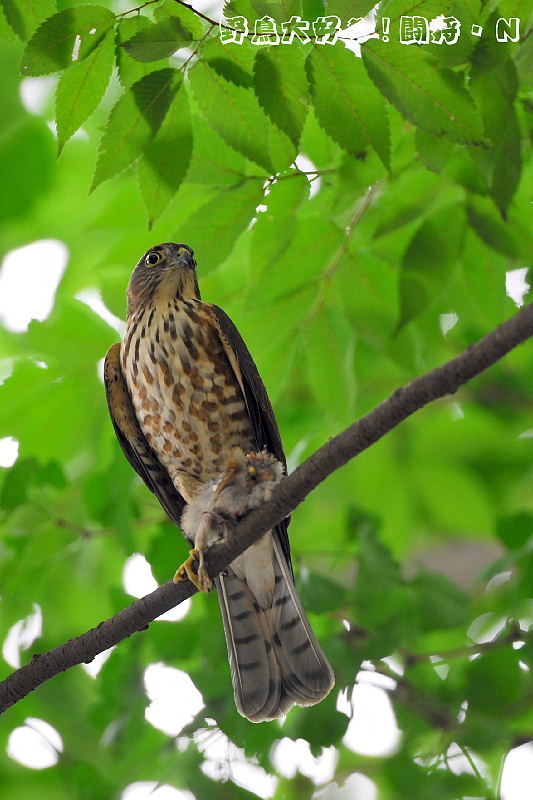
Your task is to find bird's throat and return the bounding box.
[128,268,200,316]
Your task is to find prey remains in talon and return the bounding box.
[173,507,227,593]
[177,450,282,593]
[173,546,212,592]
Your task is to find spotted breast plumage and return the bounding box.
[104,242,334,722]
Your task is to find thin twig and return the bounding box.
[118,0,162,17]
[457,744,485,783]
[403,626,526,667]
[179,23,215,72]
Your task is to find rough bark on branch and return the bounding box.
[1,301,531,715]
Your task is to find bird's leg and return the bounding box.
[173,511,219,592]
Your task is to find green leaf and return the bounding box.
[269,116,297,172]
[20,5,115,76]
[466,198,522,259]
[299,569,347,613]
[466,647,529,714]
[222,0,261,23]
[415,459,492,535]
[189,60,275,173]
[353,524,417,645]
[283,698,350,752]
[411,570,468,631]
[426,0,478,67]
[496,512,533,550]
[7,460,45,508]
[445,147,490,196]
[0,458,65,511]
[327,0,376,18]
[362,39,485,145]
[372,167,442,238]
[488,109,521,216]
[377,0,453,27]
[251,216,344,306]
[470,46,521,214]
[224,0,303,23]
[56,29,114,154]
[122,15,192,62]
[299,105,341,170]
[250,175,309,275]
[384,751,484,800]
[84,451,137,546]
[25,299,117,371]
[0,360,102,461]
[0,3,17,41]
[333,150,387,221]
[154,0,205,39]
[186,110,246,185]
[147,521,186,585]
[308,44,390,169]
[92,68,177,191]
[178,181,264,274]
[1,0,56,41]
[116,16,169,87]
[338,251,398,346]
[137,82,193,225]
[0,116,54,222]
[254,44,309,147]
[355,516,401,586]
[305,306,356,426]
[415,129,454,174]
[203,35,256,87]
[398,205,465,327]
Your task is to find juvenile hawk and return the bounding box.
[104,242,334,722]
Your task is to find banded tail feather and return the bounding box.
[216,537,334,722]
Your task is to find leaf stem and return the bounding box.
[118,0,162,18]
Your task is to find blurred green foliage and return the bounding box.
[0,0,531,797]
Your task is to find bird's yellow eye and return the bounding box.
[145,250,164,267]
[248,465,257,476]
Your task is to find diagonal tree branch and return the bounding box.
[1,301,531,715]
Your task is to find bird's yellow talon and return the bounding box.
[172,564,187,583]
[173,548,212,592]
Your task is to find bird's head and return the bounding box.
[127,242,200,315]
[214,450,284,499]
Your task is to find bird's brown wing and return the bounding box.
[209,305,293,573]
[103,343,186,527]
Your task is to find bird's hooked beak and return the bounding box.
[167,244,199,299]
[160,243,199,300]
[171,245,196,271]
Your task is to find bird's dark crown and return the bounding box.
[127,242,200,315]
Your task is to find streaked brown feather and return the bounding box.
[103,342,186,526]
[209,304,292,573]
